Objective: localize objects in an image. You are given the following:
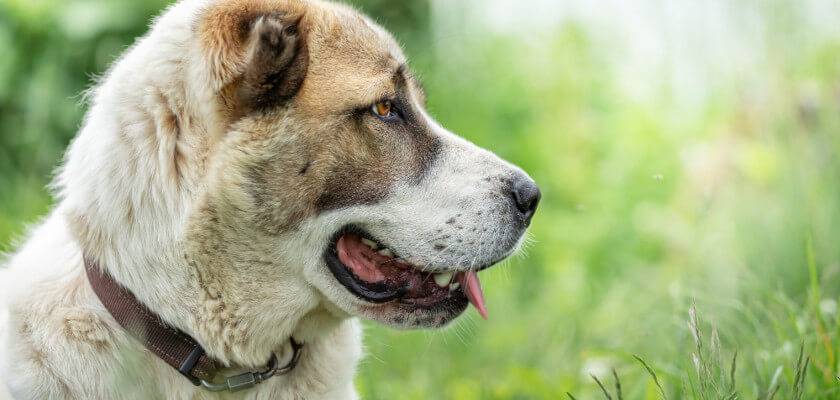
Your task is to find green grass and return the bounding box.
[2,0,840,399]
[562,303,833,400]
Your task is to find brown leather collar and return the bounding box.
[84,257,302,392]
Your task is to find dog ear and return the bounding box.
[237,13,309,111]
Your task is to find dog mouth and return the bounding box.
[324,225,488,319]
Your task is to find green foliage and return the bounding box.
[1,1,839,399]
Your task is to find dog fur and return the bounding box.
[0,0,537,398]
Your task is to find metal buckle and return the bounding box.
[199,339,303,392]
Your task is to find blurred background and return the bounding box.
[2,0,840,398]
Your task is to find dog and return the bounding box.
[0,0,540,398]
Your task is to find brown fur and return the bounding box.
[62,311,112,352]
[192,0,441,233]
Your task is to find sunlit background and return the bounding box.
[2,0,840,398]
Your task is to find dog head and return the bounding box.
[188,0,540,331]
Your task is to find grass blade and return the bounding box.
[613,369,623,400]
[728,350,738,392]
[634,355,668,400]
[591,374,613,400]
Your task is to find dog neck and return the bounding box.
[83,257,305,387]
[56,67,342,372]
[59,160,342,369]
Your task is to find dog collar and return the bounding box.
[84,257,303,392]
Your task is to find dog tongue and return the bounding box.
[461,271,488,319]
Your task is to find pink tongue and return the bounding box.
[461,271,488,320]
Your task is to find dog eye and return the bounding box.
[370,100,399,121]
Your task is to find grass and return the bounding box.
[563,305,828,399]
[556,300,831,400]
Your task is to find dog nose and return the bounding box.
[511,174,541,222]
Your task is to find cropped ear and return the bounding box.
[237,13,309,111]
[198,1,309,117]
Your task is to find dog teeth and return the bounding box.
[378,248,394,257]
[434,272,453,287]
[361,238,379,250]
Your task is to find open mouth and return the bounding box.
[324,225,488,319]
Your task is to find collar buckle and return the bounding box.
[199,339,304,392]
